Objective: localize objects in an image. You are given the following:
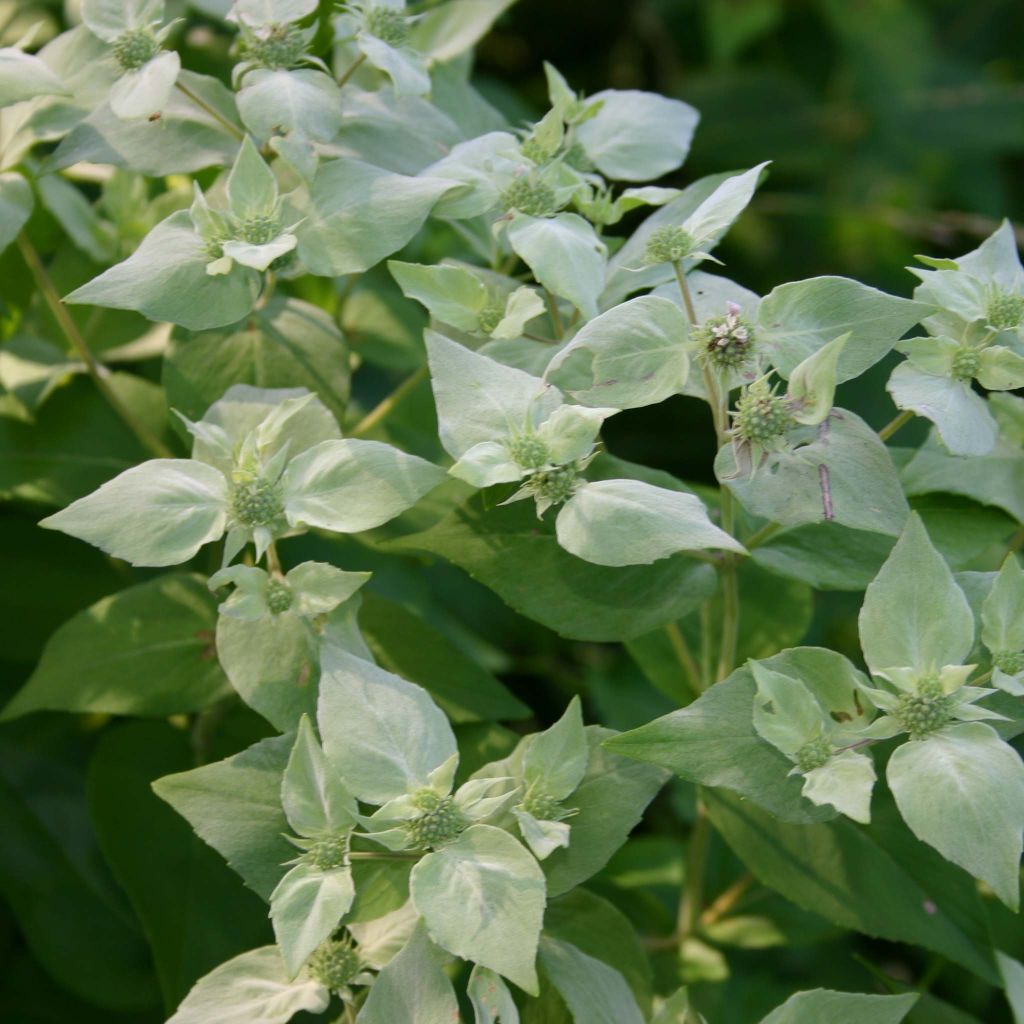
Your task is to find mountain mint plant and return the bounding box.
[3,2,1024,1022]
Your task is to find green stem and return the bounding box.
[265,540,283,577]
[664,621,703,696]
[672,260,698,324]
[744,521,782,550]
[678,804,710,944]
[877,408,914,442]
[337,51,368,88]
[17,232,174,459]
[545,289,565,339]
[174,81,244,141]
[351,365,429,437]
[347,851,421,861]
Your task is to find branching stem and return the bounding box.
[337,51,368,88]
[17,232,174,459]
[877,408,914,442]
[351,365,429,437]
[174,81,244,141]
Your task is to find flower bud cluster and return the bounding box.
[405,790,467,848]
[112,28,160,71]
[308,938,361,991]
[894,674,955,740]
[699,302,755,370]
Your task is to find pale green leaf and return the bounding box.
[521,696,588,799]
[469,964,520,1024]
[282,439,443,533]
[982,556,1024,654]
[389,261,487,331]
[506,213,607,320]
[858,513,974,673]
[409,0,517,62]
[888,722,1024,910]
[887,363,997,457]
[282,716,358,838]
[544,295,689,410]
[109,50,180,120]
[575,90,698,182]
[270,862,356,977]
[683,161,769,243]
[318,647,457,804]
[297,159,459,276]
[717,408,909,536]
[411,824,545,993]
[40,458,228,566]
[357,921,460,1024]
[759,276,931,383]
[65,211,261,330]
[237,69,343,144]
[556,479,744,566]
[801,750,875,824]
[0,47,67,106]
[166,946,328,1024]
[426,329,561,457]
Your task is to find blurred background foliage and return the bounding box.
[1,1,1022,1022]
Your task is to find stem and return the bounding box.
[17,233,174,459]
[744,521,782,550]
[700,873,754,927]
[672,260,698,324]
[877,408,914,442]
[664,621,703,696]
[523,331,560,345]
[678,805,710,944]
[351,365,429,437]
[337,51,368,88]
[265,540,283,577]
[347,851,421,861]
[545,289,565,339]
[174,81,244,141]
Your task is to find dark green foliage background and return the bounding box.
[1,0,1022,1021]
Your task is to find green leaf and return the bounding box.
[390,261,487,331]
[538,938,644,1024]
[469,965,520,1024]
[52,71,243,176]
[888,363,997,457]
[2,574,229,719]
[425,329,562,461]
[270,862,356,978]
[888,722,1024,910]
[0,372,173,507]
[544,295,689,410]
[758,989,918,1024]
[982,556,1024,690]
[543,889,651,1010]
[750,523,893,590]
[297,159,459,276]
[0,47,67,106]
[858,513,974,673]
[153,734,295,901]
[409,0,518,62]
[40,458,228,566]
[750,661,826,756]
[682,161,769,246]
[786,333,847,425]
[0,172,33,255]
[215,609,318,732]
[556,479,744,566]
[717,408,909,536]
[237,69,343,144]
[389,492,717,642]
[608,651,847,824]
[704,788,999,984]
[165,946,328,1024]
[87,721,271,1010]
[521,696,588,799]
[0,718,159,1011]
[506,213,607,320]
[801,750,876,825]
[357,921,460,1024]
[282,439,444,533]
[318,648,457,804]
[575,89,698,181]
[65,211,261,331]
[758,277,931,383]
[411,824,546,993]
[358,592,530,722]
[165,297,350,426]
[281,716,357,837]
[543,727,667,896]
